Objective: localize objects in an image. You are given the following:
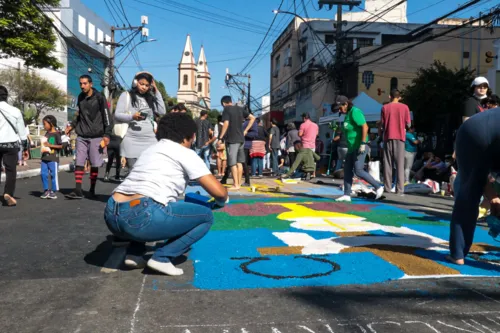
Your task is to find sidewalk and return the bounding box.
[0,156,74,182]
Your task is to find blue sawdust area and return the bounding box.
[2,170,500,333]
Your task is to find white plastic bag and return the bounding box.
[368,161,381,182]
[113,92,130,139]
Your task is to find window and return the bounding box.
[198,82,203,92]
[325,34,335,44]
[357,38,373,48]
[301,45,307,63]
[183,75,188,86]
[97,29,104,44]
[78,15,86,35]
[88,23,95,41]
[275,55,281,71]
[390,77,398,91]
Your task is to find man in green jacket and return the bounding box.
[282,140,320,180]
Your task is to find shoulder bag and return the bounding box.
[113,92,130,139]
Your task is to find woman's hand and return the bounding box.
[151,80,157,93]
[133,112,143,121]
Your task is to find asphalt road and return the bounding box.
[1,170,500,333]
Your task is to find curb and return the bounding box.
[1,164,72,182]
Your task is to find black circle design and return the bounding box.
[237,256,340,280]
[184,51,190,56]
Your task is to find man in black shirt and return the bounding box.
[65,75,112,199]
[218,96,255,190]
[195,110,214,169]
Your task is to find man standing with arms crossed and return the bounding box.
[379,89,411,195]
[66,75,113,199]
[218,96,255,190]
[195,110,215,170]
[298,113,319,178]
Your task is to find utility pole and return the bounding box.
[318,0,361,94]
[477,12,482,76]
[98,16,150,112]
[225,71,252,110]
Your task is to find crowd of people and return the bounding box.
[1,70,500,274]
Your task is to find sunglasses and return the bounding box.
[477,84,489,89]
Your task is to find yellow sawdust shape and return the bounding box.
[268,203,361,221]
[336,231,370,237]
[342,245,460,276]
[469,243,500,253]
[258,246,304,256]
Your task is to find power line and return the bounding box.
[239,0,285,74]
[116,0,132,26]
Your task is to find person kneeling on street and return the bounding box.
[104,113,228,276]
[281,140,320,181]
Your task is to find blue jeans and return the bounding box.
[104,197,214,262]
[196,146,211,170]
[41,160,59,191]
[343,151,381,196]
[271,148,279,175]
[251,157,263,176]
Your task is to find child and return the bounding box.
[40,116,62,199]
[216,140,227,178]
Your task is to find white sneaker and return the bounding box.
[147,258,184,276]
[124,255,147,269]
[336,195,352,202]
[391,186,396,193]
[375,187,384,200]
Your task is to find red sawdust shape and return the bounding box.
[220,204,289,216]
[304,202,375,213]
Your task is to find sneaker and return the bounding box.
[391,186,396,193]
[65,191,84,200]
[40,190,50,199]
[124,255,147,269]
[375,187,384,200]
[88,189,97,199]
[47,191,57,199]
[103,173,110,182]
[336,195,352,202]
[305,173,312,181]
[114,176,124,182]
[242,182,251,187]
[147,258,184,276]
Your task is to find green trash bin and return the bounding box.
[30,147,41,159]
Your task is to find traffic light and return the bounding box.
[486,51,497,64]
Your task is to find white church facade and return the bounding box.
[177,35,211,118]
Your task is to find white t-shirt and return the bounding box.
[114,139,211,205]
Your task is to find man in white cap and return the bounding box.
[463,77,489,123]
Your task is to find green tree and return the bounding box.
[156,80,178,109]
[402,60,475,131]
[208,109,220,125]
[0,69,67,124]
[0,0,63,69]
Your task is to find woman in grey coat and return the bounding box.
[286,123,300,167]
[114,72,166,169]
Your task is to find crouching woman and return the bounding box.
[104,113,228,275]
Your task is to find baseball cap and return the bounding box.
[471,77,489,87]
[332,95,349,111]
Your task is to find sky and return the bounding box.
[81,0,497,111]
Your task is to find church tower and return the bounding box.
[177,35,198,106]
[196,45,211,109]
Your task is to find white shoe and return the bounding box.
[391,186,396,193]
[375,187,384,200]
[336,195,352,202]
[147,258,184,276]
[124,255,147,269]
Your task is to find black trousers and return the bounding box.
[450,110,500,260]
[288,151,297,168]
[0,147,18,197]
[106,139,121,178]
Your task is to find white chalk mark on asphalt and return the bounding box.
[101,247,127,274]
[470,289,500,304]
[298,325,316,332]
[404,321,441,333]
[73,325,81,333]
[416,299,435,306]
[130,275,147,333]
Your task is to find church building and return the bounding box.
[177,35,211,118]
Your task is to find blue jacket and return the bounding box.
[242,120,258,150]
